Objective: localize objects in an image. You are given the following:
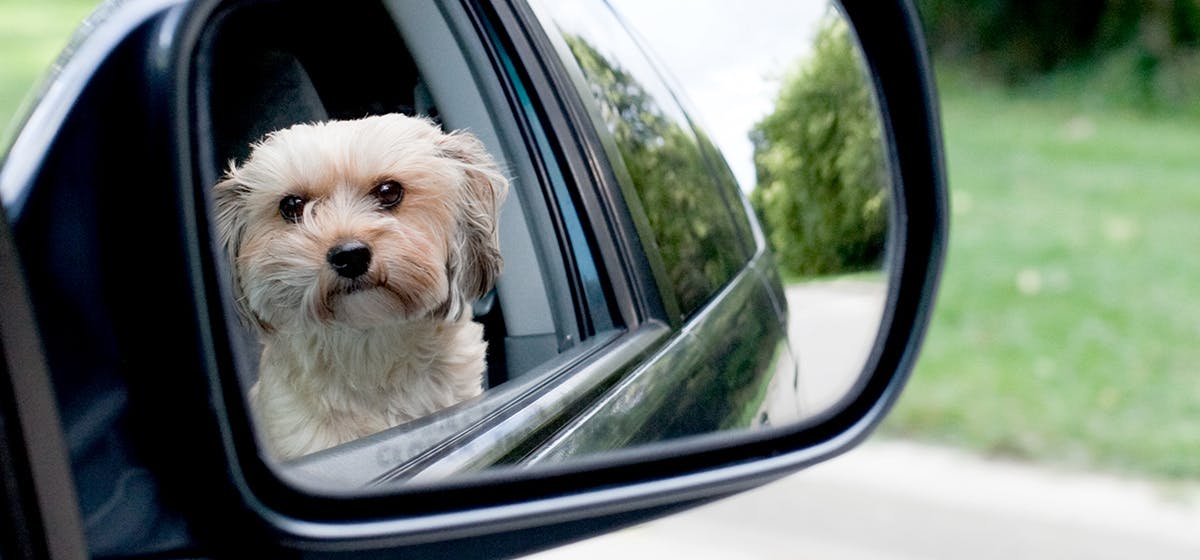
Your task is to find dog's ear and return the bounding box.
[437,131,509,319]
[213,167,272,333]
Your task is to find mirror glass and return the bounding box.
[581,0,892,420]
[195,0,892,490]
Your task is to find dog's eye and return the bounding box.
[371,180,404,209]
[279,195,306,223]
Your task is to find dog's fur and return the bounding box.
[213,114,508,460]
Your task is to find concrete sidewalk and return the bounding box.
[527,438,1200,559]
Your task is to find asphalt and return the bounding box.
[528,439,1200,559]
[526,280,1200,558]
[783,279,888,416]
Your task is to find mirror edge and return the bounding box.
[164,0,947,556]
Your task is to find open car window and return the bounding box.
[189,0,633,487]
[195,0,581,390]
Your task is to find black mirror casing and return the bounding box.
[0,0,945,557]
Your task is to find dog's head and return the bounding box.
[213,114,508,331]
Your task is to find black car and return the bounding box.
[0,0,946,557]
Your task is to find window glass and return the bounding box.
[536,2,752,319]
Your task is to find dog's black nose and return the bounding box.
[327,241,372,278]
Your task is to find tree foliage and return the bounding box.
[566,35,747,317]
[750,16,888,278]
[559,34,778,438]
[918,0,1200,108]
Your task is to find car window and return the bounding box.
[533,1,754,321]
[195,0,631,482]
[2,0,629,506]
[193,0,599,390]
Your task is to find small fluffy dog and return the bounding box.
[213,114,507,460]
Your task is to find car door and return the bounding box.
[511,0,801,461]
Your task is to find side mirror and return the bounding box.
[0,0,945,557]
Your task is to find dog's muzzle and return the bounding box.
[327,241,372,278]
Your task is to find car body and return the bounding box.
[0,0,946,558]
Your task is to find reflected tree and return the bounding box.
[750,15,888,278]
[549,33,781,444]
[565,35,747,318]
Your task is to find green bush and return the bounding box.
[750,16,888,278]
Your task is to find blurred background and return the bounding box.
[4,0,1200,557]
[889,0,1200,481]
[0,0,97,141]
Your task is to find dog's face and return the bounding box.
[213,114,507,331]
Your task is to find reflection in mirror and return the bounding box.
[744,7,892,417]
[565,1,892,419]
[198,0,893,492]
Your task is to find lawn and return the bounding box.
[881,71,1200,480]
[0,0,97,141]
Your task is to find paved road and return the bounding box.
[528,439,1200,559]
[784,280,886,417]
[527,280,1200,558]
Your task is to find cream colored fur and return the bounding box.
[213,114,507,460]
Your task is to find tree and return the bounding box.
[750,15,888,278]
[566,35,747,316]
[917,0,1200,109]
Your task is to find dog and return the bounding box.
[212,114,508,460]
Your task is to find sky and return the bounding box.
[607,0,833,192]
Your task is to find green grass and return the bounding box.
[881,69,1200,479]
[0,0,98,142]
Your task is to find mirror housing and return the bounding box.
[188,0,947,550]
[0,0,944,557]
